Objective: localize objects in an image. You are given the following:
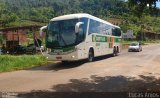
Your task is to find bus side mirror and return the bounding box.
[40,26,47,38]
[75,22,84,33]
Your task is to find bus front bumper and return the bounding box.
[44,52,78,61]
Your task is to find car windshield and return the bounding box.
[130,43,138,46]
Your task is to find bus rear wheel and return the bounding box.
[88,49,94,62]
[112,47,117,57]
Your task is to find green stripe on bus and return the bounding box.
[114,38,118,42]
[92,35,121,43]
[52,46,75,52]
[114,38,121,42]
[92,35,107,42]
[62,47,75,52]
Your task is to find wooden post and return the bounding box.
[17,29,19,45]
[32,27,35,43]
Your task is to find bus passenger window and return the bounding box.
[89,19,101,34]
[78,24,84,41]
[78,18,88,42]
[112,28,121,36]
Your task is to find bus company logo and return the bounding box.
[92,35,106,42]
[53,49,63,53]
[96,36,106,42]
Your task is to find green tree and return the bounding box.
[128,0,160,17]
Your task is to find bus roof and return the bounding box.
[50,13,119,28]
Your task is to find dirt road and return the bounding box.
[0,44,160,93]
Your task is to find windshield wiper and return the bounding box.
[58,32,67,46]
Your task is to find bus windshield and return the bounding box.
[46,19,83,48]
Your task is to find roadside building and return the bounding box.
[0,25,41,53]
[145,32,160,40]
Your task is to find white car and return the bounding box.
[128,42,142,52]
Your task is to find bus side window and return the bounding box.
[78,24,84,41]
[112,28,115,36]
[89,19,100,35]
[112,28,121,36]
[79,18,88,41]
[104,24,112,35]
[89,19,95,34]
[116,28,121,36]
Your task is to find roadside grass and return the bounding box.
[0,55,47,73]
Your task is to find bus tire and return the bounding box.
[88,49,94,62]
[116,46,119,56]
[112,47,117,57]
[117,46,119,53]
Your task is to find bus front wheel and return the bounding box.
[88,49,94,62]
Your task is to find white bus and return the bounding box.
[44,13,122,62]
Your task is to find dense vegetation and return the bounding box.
[0,0,129,23]
[0,0,160,39]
